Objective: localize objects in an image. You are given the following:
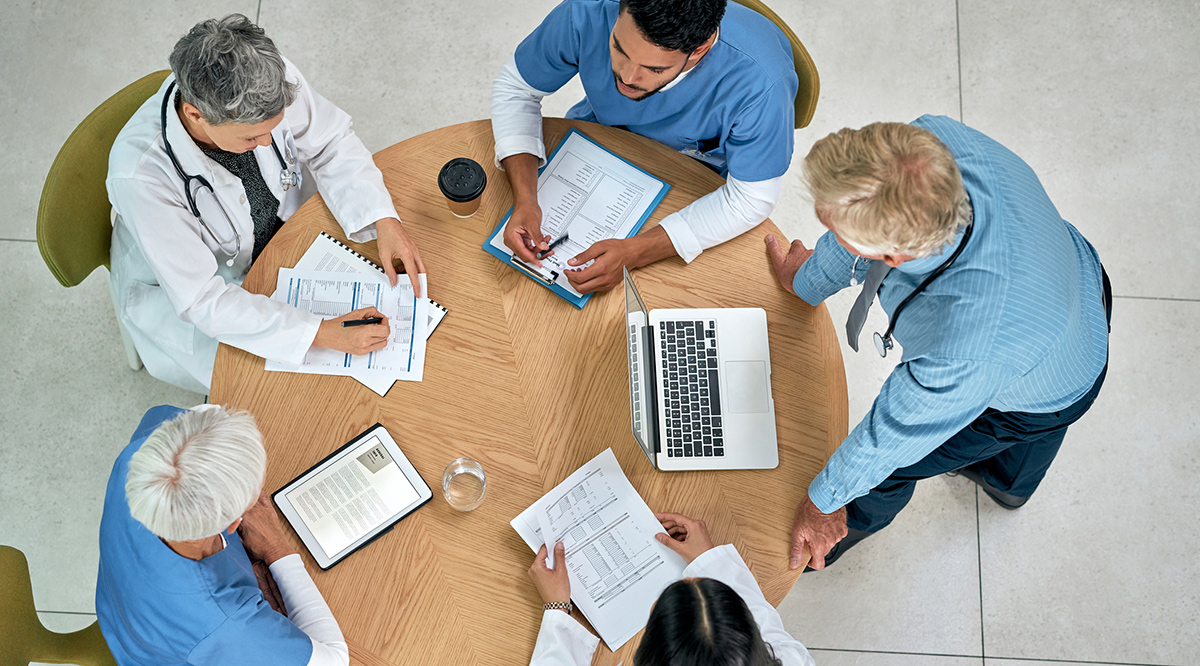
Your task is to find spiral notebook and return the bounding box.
[281,232,449,395]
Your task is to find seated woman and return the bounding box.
[527,512,815,665]
[108,14,423,393]
[96,405,348,666]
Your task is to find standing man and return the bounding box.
[493,0,799,293]
[766,116,1111,570]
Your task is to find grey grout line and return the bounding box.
[955,0,964,123]
[976,486,986,662]
[0,237,37,243]
[810,647,1176,666]
[808,647,981,659]
[1112,294,1200,303]
[985,657,1178,666]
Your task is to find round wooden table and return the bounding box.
[212,118,847,665]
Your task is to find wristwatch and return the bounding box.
[543,601,573,614]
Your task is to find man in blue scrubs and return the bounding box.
[766,117,1111,571]
[492,0,798,293]
[96,405,348,665]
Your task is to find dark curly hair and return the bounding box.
[619,0,727,53]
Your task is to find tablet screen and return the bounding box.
[282,432,421,559]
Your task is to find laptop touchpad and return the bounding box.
[724,361,769,414]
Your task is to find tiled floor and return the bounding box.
[2,1,1197,665]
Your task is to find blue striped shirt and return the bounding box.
[793,115,1109,513]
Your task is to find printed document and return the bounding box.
[511,448,686,650]
[282,432,421,558]
[266,269,428,381]
[486,130,669,299]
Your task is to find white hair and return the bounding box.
[125,406,266,542]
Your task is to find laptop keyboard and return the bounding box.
[628,324,643,426]
[659,319,724,458]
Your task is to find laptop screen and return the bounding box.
[623,269,657,466]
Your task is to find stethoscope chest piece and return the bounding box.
[873,331,893,358]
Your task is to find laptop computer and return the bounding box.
[624,268,779,471]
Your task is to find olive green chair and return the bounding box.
[36,70,170,372]
[732,0,820,129]
[0,545,117,666]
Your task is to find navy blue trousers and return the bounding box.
[847,269,1113,533]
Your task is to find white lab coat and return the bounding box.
[107,58,399,393]
[528,545,815,665]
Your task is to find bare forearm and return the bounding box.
[627,226,679,268]
[501,153,541,208]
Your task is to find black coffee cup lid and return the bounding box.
[438,158,486,202]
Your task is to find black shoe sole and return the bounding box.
[957,465,1028,510]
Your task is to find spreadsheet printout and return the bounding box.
[266,268,428,381]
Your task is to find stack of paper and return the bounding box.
[511,448,687,651]
[266,233,448,395]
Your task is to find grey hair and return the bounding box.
[126,406,266,542]
[168,14,297,125]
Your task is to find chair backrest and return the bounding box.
[732,0,820,129]
[0,545,117,666]
[37,70,170,288]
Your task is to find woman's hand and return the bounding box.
[375,217,425,296]
[654,512,716,564]
[312,307,391,355]
[528,542,571,608]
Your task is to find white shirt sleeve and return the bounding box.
[683,545,815,666]
[282,58,400,243]
[492,55,555,170]
[528,610,600,666]
[659,175,783,263]
[269,554,350,666]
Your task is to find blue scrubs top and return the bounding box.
[96,405,313,666]
[514,0,798,180]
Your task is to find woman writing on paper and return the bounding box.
[108,14,424,393]
[526,512,815,665]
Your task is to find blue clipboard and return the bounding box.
[483,128,671,309]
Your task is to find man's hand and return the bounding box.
[375,217,425,296]
[503,201,549,266]
[238,492,295,566]
[563,238,635,294]
[789,495,848,570]
[528,542,571,608]
[765,234,813,296]
[654,512,716,564]
[313,307,391,355]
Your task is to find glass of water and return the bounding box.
[442,457,487,511]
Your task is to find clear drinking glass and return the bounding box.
[442,457,487,511]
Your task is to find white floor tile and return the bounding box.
[779,475,984,656]
[808,650,981,666]
[959,0,1200,300]
[256,0,584,155]
[978,299,1200,665]
[0,0,258,241]
[0,242,203,613]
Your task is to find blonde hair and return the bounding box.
[802,122,972,258]
[125,406,265,542]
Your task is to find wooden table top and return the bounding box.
[211,118,847,665]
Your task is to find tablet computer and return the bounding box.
[273,423,432,570]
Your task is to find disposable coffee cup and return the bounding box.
[437,157,486,218]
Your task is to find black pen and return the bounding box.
[537,232,570,259]
[342,317,383,327]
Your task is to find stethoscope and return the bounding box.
[871,220,974,358]
[160,81,302,266]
